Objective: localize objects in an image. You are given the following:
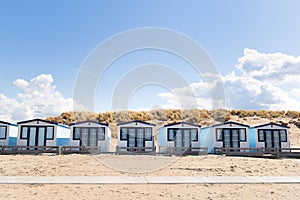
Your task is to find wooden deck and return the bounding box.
[115,146,156,155]
[161,147,208,156]
[0,146,101,155]
[214,147,300,158]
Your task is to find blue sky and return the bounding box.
[0,0,300,122]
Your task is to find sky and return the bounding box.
[0,0,300,122]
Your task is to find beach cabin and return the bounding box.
[158,122,201,154]
[0,121,18,146]
[117,120,155,152]
[17,119,69,147]
[201,121,250,153]
[69,121,111,152]
[251,122,290,149]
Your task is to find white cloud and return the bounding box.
[158,48,300,111]
[0,74,76,123]
[236,48,300,84]
[157,82,213,110]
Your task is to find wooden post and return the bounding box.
[1,146,4,154]
[58,146,62,155]
[116,145,119,154]
[275,147,280,158]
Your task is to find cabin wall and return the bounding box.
[117,123,155,151]
[69,123,110,152]
[7,125,18,146]
[201,124,250,153]
[0,123,17,146]
[158,127,166,152]
[158,124,201,152]
[104,127,111,152]
[248,128,257,148]
[17,121,57,146]
[200,128,214,153]
[254,125,290,149]
[212,124,249,149]
[56,125,70,146]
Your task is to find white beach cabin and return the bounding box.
[0,121,18,146]
[117,120,155,152]
[17,119,69,147]
[158,122,201,153]
[69,121,111,152]
[200,121,250,153]
[252,122,290,149]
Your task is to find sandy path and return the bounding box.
[0,184,300,200]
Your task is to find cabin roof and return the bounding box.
[69,120,109,127]
[203,121,250,128]
[252,122,290,129]
[117,120,155,126]
[0,120,12,125]
[164,121,201,128]
[17,118,58,125]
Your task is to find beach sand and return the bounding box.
[1,154,300,176]
[1,184,300,200]
[1,154,300,199]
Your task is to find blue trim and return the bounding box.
[17,118,58,125]
[117,120,155,126]
[252,122,290,129]
[69,120,108,127]
[164,121,201,128]
[57,124,70,129]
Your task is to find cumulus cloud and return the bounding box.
[158,48,300,111]
[0,74,76,122]
[157,82,213,110]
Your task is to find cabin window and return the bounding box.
[258,130,265,141]
[280,130,287,142]
[191,129,198,141]
[98,128,105,140]
[144,128,152,141]
[239,129,246,142]
[121,127,152,141]
[168,129,175,141]
[21,127,28,139]
[216,128,247,148]
[73,127,105,141]
[167,128,198,142]
[73,128,81,140]
[0,126,7,139]
[46,127,54,139]
[216,129,223,141]
[120,128,128,140]
[258,129,287,143]
[20,126,54,141]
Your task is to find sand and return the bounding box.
[1,184,300,200]
[1,154,300,176]
[1,154,300,199]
